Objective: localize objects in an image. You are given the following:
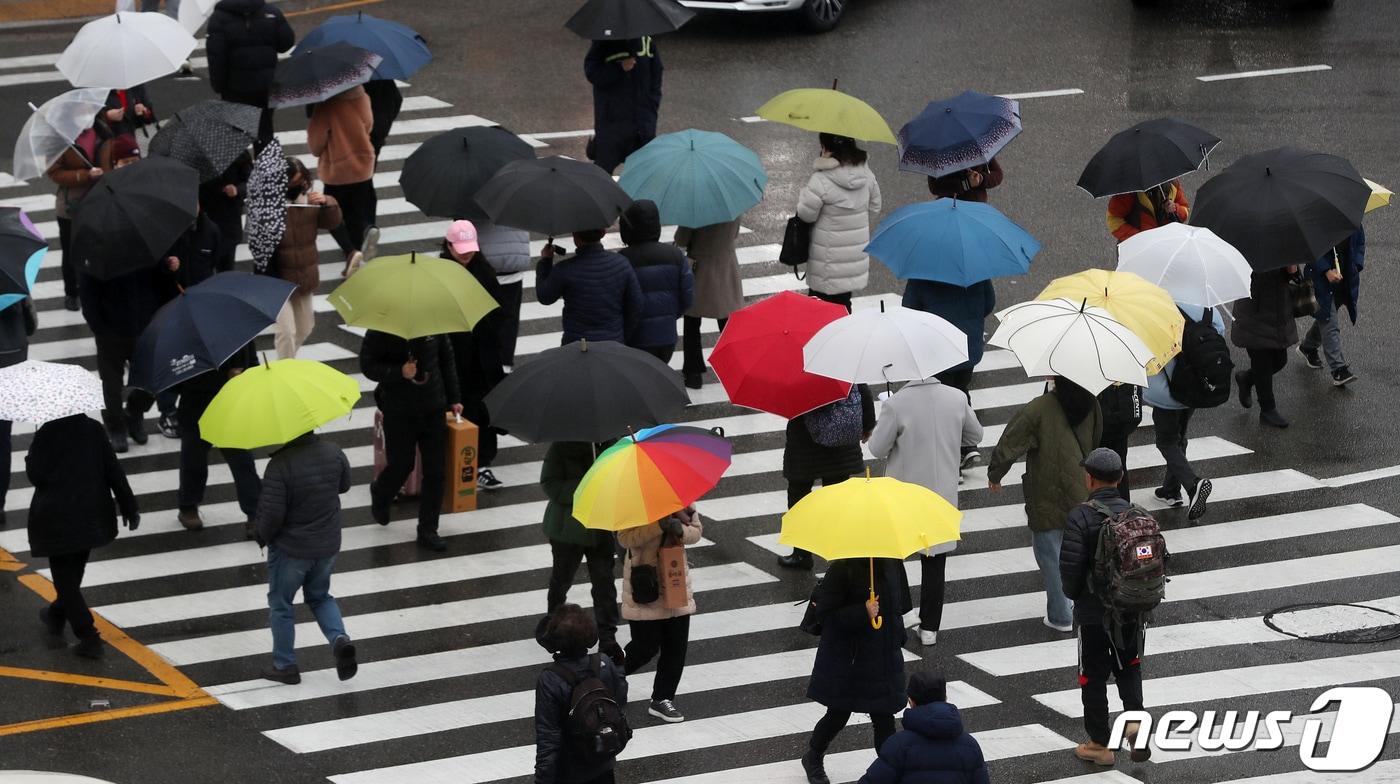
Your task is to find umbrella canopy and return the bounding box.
[618,129,767,228]
[296,12,431,80]
[565,0,695,39]
[779,473,961,561]
[12,88,109,182]
[0,207,47,311]
[327,252,498,339]
[1190,146,1370,271]
[1037,269,1182,374]
[176,0,218,34]
[865,198,1039,286]
[483,340,688,443]
[70,157,199,281]
[147,100,260,182]
[130,272,295,393]
[573,424,732,532]
[199,359,361,449]
[475,156,633,237]
[0,360,104,425]
[245,139,290,273]
[270,41,383,109]
[897,91,1022,178]
[1116,223,1252,309]
[756,87,897,145]
[990,298,1156,394]
[1365,178,1391,213]
[399,126,536,220]
[1077,118,1221,198]
[709,291,852,419]
[802,303,969,385]
[57,12,197,89]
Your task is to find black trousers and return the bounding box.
[640,345,675,364]
[681,316,726,377]
[1244,348,1288,412]
[93,334,154,430]
[919,553,947,630]
[372,409,447,533]
[624,614,690,701]
[936,367,974,396]
[1152,407,1198,495]
[177,409,261,516]
[49,550,97,639]
[326,179,379,255]
[56,217,80,298]
[810,707,897,755]
[494,280,524,367]
[460,395,498,468]
[0,420,9,512]
[1099,426,1134,501]
[1079,622,1145,746]
[810,290,853,313]
[546,537,620,644]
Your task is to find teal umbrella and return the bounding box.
[618,129,766,228]
[865,199,1040,286]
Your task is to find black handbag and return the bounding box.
[1289,273,1318,319]
[798,578,825,636]
[629,557,660,605]
[779,215,813,271]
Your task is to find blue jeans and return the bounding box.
[1032,529,1073,627]
[267,547,346,669]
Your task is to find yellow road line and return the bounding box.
[0,696,219,736]
[0,561,25,572]
[284,0,385,18]
[0,666,182,697]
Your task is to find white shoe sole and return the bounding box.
[1187,479,1212,521]
[648,707,685,723]
[1043,617,1074,633]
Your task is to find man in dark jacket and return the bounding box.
[535,603,629,784]
[618,200,693,361]
[0,298,36,527]
[206,0,295,145]
[536,229,643,346]
[169,210,222,290]
[364,80,404,159]
[176,342,261,536]
[1300,226,1364,386]
[584,37,662,174]
[199,153,252,274]
[857,671,990,784]
[254,430,357,684]
[361,330,462,551]
[1059,448,1149,766]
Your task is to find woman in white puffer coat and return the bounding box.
[795,133,882,311]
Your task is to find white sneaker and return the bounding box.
[916,627,938,647]
[1043,616,1074,633]
[361,225,381,263]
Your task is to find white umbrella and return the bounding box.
[177,0,218,34]
[802,303,969,385]
[1116,223,1252,309]
[989,298,1154,394]
[11,88,109,181]
[57,12,197,89]
[0,360,105,425]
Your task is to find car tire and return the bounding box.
[798,0,846,32]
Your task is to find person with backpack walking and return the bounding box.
[535,603,631,784]
[855,670,991,784]
[777,384,876,571]
[1299,227,1365,387]
[795,133,883,312]
[618,199,694,363]
[1106,180,1189,244]
[1060,447,1160,766]
[1147,303,1229,519]
[987,377,1102,633]
[1095,383,1140,501]
[675,218,743,390]
[1232,266,1300,428]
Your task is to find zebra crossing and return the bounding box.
[3,77,1398,784]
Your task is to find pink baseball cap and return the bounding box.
[446,220,479,254]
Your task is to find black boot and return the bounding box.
[107,425,128,454]
[778,549,814,571]
[73,636,104,659]
[126,411,148,446]
[39,606,64,636]
[801,749,830,784]
[1234,370,1253,409]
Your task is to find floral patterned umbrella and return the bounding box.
[269,41,382,109]
[0,360,105,425]
[245,138,288,274]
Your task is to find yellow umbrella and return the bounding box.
[1365,178,1392,213]
[779,470,961,628]
[756,84,897,145]
[1037,268,1183,374]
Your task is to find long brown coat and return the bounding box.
[676,218,743,319]
[276,195,342,295]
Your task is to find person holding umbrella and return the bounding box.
[927,160,1003,203]
[206,0,296,146]
[619,199,693,362]
[898,91,1019,205]
[101,85,156,140]
[1232,265,1301,428]
[174,341,262,534]
[200,153,254,275]
[307,84,378,276]
[795,133,883,312]
[584,36,663,175]
[1106,180,1190,244]
[675,219,742,389]
[47,121,106,312]
[1299,227,1365,387]
[271,157,343,358]
[536,229,644,346]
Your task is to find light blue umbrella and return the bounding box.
[0,247,43,312]
[865,199,1040,286]
[618,129,767,228]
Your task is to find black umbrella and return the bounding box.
[70,157,199,281]
[148,100,260,182]
[1077,117,1221,198]
[0,207,46,302]
[400,126,536,220]
[270,41,383,109]
[474,156,633,237]
[484,339,688,443]
[565,0,694,40]
[1191,146,1369,270]
[130,272,296,393]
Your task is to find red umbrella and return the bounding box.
[710,291,853,419]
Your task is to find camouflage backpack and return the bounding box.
[1089,501,1168,643]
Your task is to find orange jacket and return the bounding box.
[306,86,375,185]
[1106,180,1189,243]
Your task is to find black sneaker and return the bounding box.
[1296,345,1322,369]
[683,373,703,390]
[126,412,148,445]
[1234,370,1253,409]
[40,606,65,636]
[801,750,830,784]
[177,507,204,531]
[158,413,179,439]
[261,664,301,685]
[476,468,504,491]
[1332,366,1357,387]
[416,532,447,552]
[370,499,391,526]
[108,426,128,454]
[959,449,981,469]
[332,635,358,681]
[63,295,80,311]
[1153,486,1184,508]
[1260,409,1290,428]
[1186,478,1213,521]
[648,698,685,723]
[777,550,813,571]
[73,636,104,659]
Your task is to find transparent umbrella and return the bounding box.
[11,88,109,182]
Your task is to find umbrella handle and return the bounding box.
[868,558,882,630]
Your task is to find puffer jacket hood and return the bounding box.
[902,702,966,740]
[621,199,662,245]
[814,157,872,201]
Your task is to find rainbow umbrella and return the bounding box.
[573,424,732,532]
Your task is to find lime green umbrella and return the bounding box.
[756,83,897,145]
[199,358,361,449]
[328,251,498,339]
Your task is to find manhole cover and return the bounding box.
[1264,603,1400,644]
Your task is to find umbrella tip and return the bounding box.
[1265,166,1272,176]
[945,106,953,113]
[865,466,872,481]
[580,338,588,352]
[831,78,839,90]
[879,300,885,313]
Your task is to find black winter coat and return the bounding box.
[858,702,991,784]
[170,213,222,289]
[535,243,644,345]
[1060,486,1131,624]
[1231,268,1299,351]
[103,86,156,138]
[26,415,138,558]
[783,384,876,483]
[619,200,693,350]
[440,251,506,409]
[0,298,36,369]
[364,80,403,153]
[177,342,256,420]
[534,652,629,784]
[584,38,662,172]
[206,0,295,107]
[807,557,912,715]
[199,153,252,250]
[360,331,461,416]
[254,432,351,559]
[79,265,178,338]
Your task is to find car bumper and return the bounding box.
[678,0,807,11]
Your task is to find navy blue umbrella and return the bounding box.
[295,12,430,81]
[897,91,1022,179]
[130,272,295,393]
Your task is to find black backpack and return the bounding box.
[1167,307,1233,409]
[549,654,632,763]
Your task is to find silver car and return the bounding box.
[678,0,848,32]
